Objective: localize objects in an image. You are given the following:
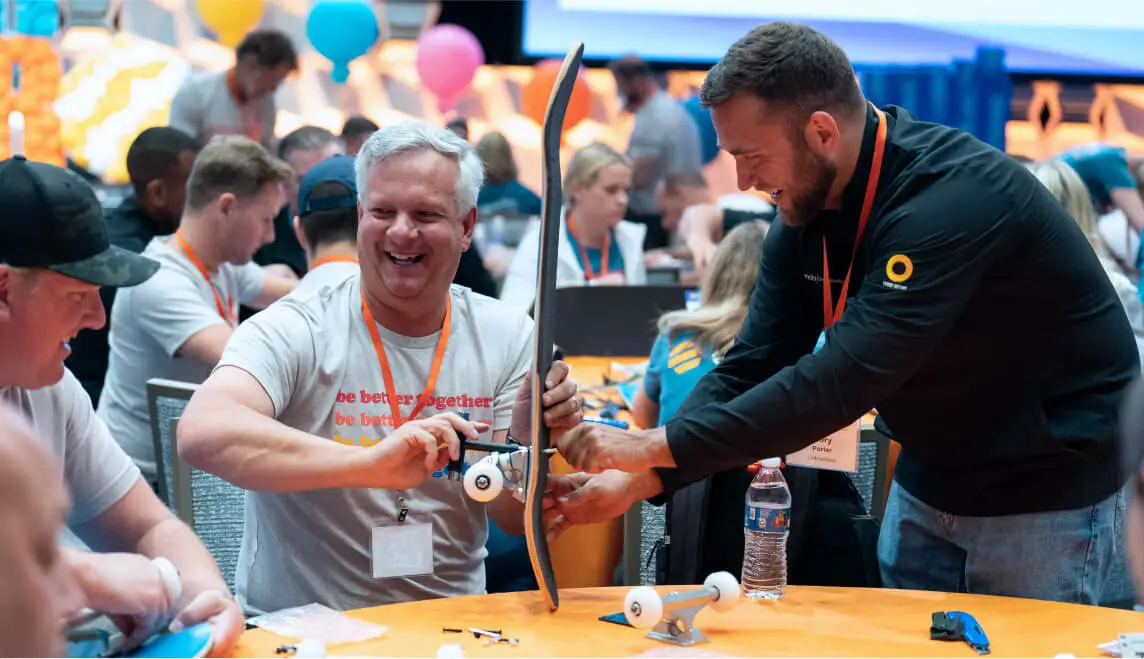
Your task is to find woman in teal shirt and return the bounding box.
[634,220,768,427]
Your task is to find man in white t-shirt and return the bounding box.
[99,136,298,483]
[0,156,243,655]
[178,121,582,613]
[287,154,361,299]
[168,30,297,152]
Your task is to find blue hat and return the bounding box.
[297,154,357,215]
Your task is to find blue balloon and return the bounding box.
[683,96,719,165]
[306,0,380,84]
[0,0,61,37]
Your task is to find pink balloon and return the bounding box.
[415,24,484,113]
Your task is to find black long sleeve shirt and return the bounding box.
[658,105,1138,516]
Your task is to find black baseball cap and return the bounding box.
[297,154,358,215]
[0,156,159,287]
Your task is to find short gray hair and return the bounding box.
[354,120,485,216]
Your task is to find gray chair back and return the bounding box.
[850,429,892,521]
[147,378,244,592]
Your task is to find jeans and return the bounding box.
[878,481,1123,604]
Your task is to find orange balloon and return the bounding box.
[522,58,591,137]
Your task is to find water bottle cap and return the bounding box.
[760,457,782,468]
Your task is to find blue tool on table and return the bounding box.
[585,416,629,429]
[931,611,990,655]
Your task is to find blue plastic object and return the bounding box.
[584,416,629,430]
[306,0,380,83]
[947,611,990,655]
[123,622,213,658]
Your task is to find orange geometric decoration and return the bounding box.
[0,35,64,166]
[522,58,591,139]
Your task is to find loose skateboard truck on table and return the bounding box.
[623,572,741,646]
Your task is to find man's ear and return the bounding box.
[805,110,842,159]
[460,206,476,252]
[216,193,238,216]
[0,266,15,323]
[145,178,166,209]
[293,216,308,252]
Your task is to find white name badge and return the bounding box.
[785,421,860,472]
[371,519,434,579]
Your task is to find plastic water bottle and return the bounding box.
[741,457,790,600]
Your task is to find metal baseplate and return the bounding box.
[1119,634,1144,657]
[491,448,532,501]
[646,603,710,647]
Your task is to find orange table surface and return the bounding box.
[234,585,1144,657]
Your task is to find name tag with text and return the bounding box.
[785,422,860,472]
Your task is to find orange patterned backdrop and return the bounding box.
[48,0,1144,189]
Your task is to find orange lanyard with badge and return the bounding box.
[821,106,887,329]
[360,293,451,425]
[174,230,237,327]
[787,106,886,475]
[312,255,359,270]
[567,214,611,280]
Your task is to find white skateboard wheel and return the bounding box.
[624,586,663,629]
[463,461,503,503]
[703,571,741,612]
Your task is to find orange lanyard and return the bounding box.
[360,293,451,425]
[567,214,611,280]
[822,106,887,329]
[311,255,358,270]
[174,230,236,327]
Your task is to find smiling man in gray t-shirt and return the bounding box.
[178,121,584,613]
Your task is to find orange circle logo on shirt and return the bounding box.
[886,254,913,283]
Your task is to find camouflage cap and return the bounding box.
[0,156,159,287]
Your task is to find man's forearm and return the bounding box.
[178,403,376,492]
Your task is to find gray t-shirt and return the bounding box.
[2,369,141,528]
[216,276,533,613]
[98,238,264,481]
[627,90,704,215]
[288,261,358,301]
[168,70,277,149]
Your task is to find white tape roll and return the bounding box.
[151,557,183,606]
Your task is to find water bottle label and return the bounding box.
[744,506,790,532]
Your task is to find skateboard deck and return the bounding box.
[523,40,585,612]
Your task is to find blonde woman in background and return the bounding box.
[475,132,541,215]
[1031,160,1144,370]
[633,220,767,427]
[499,142,647,308]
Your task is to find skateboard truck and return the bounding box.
[623,572,741,646]
[456,439,556,504]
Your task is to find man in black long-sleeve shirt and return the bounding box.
[551,22,1138,604]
